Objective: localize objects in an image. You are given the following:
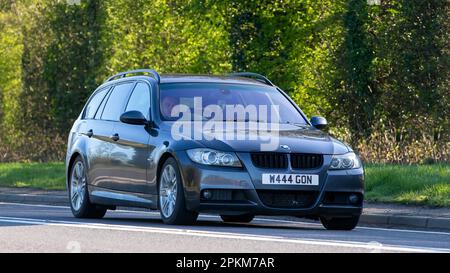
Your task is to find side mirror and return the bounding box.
[310,116,327,130]
[120,111,148,125]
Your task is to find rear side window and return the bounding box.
[125,83,151,119]
[101,82,134,121]
[94,89,110,120]
[84,88,108,119]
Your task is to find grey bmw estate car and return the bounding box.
[66,69,364,230]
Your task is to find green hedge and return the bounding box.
[0,0,448,163]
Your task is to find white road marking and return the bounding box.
[0,215,446,253]
[0,202,68,209]
[2,201,450,236]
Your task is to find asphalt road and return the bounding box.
[0,202,450,253]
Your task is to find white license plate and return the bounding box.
[262,174,319,186]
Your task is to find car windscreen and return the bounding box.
[159,83,307,124]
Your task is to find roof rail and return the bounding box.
[105,69,161,83]
[229,72,275,86]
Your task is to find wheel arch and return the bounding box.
[156,152,175,188]
[155,151,189,208]
[66,151,87,189]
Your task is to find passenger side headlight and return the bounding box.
[186,148,242,167]
[329,152,361,170]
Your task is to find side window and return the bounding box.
[84,88,108,119]
[94,88,111,120]
[125,83,151,119]
[101,82,134,121]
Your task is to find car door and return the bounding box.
[109,81,154,194]
[77,86,116,190]
[93,81,136,191]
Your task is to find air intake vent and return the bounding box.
[290,154,323,169]
[251,153,288,169]
[257,190,319,208]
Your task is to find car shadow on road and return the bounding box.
[100,215,323,232]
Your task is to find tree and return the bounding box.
[0,0,448,163]
[44,0,106,132]
[102,0,231,74]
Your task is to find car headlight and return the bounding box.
[186,148,242,167]
[329,152,361,170]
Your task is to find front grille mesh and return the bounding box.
[251,153,288,169]
[250,153,323,169]
[290,153,323,169]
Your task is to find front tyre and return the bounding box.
[320,216,360,230]
[159,158,198,225]
[69,156,107,219]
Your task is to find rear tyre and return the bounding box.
[220,214,255,223]
[69,156,107,219]
[320,216,360,230]
[159,158,198,225]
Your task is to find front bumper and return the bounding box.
[176,151,364,218]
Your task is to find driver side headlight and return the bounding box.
[329,152,362,170]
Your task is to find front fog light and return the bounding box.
[202,190,213,200]
[349,194,360,204]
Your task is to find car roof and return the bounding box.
[97,74,274,91]
[159,74,271,87]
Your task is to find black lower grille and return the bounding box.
[323,192,363,206]
[291,154,323,169]
[257,190,319,208]
[251,153,288,169]
[200,189,248,202]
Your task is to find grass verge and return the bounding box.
[0,162,65,190]
[365,164,450,206]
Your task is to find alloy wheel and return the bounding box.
[70,161,86,211]
[159,164,178,218]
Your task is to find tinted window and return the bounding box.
[84,88,108,119]
[125,83,151,119]
[159,83,307,124]
[101,83,134,121]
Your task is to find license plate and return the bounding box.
[262,174,319,185]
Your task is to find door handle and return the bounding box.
[110,133,120,141]
[86,129,94,138]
